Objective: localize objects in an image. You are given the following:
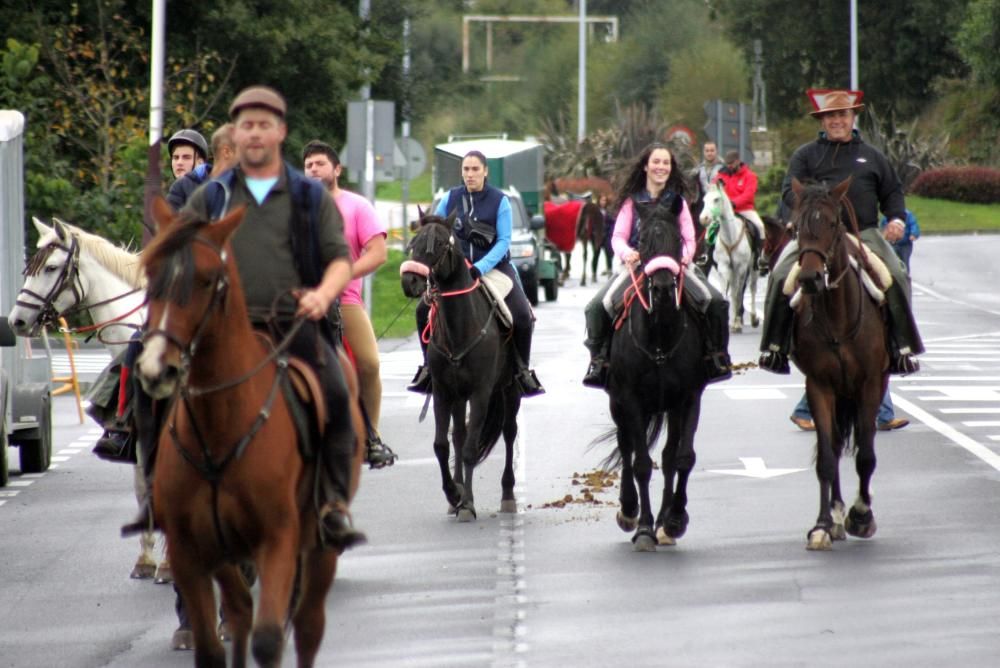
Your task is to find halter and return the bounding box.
[16,234,146,339]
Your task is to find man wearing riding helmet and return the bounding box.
[758,88,924,376]
[167,128,208,180]
[407,149,545,397]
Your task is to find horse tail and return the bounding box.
[591,412,666,470]
[475,385,507,464]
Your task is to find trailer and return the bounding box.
[1,110,53,486]
[433,138,560,304]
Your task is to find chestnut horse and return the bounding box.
[136,199,364,667]
[789,177,888,551]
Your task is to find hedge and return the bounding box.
[909,166,1000,204]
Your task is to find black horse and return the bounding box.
[400,211,521,521]
[603,195,710,551]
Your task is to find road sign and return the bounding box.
[703,99,754,164]
[394,136,426,181]
[344,100,396,181]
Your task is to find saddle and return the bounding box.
[783,234,893,308]
[479,269,514,329]
[282,356,328,461]
[602,264,713,329]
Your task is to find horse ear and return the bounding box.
[416,204,425,219]
[151,196,179,234]
[831,176,853,202]
[52,218,70,242]
[32,217,54,244]
[212,205,247,244]
[445,209,458,228]
[791,178,804,197]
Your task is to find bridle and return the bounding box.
[16,234,144,339]
[623,253,688,366]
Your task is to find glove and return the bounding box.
[469,265,482,279]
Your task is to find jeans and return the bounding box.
[791,388,894,425]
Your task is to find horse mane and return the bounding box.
[55,221,146,289]
[142,217,211,304]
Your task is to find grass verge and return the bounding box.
[371,248,418,340]
[907,195,1000,234]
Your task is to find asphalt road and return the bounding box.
[2,235,999,667]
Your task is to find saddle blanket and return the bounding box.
[543,200,583,253]
[602,264,713,318]
[784,233,892,307]
[481,269,513,328]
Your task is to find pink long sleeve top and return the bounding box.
[611,195,696,266]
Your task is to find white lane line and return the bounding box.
[0,500,5,507]
[723,388,787,400]
[939,408,1000,414]
[6,480,34,487]
[962,421,1000,428]
[50,456,71,462]
[988,436,1000,442]
[58,449,82,455]
[0,491,20,497]
[892,393,1000,472]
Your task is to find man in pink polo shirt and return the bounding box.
[304,140,397,468]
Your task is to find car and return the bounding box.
[430,186,558,306]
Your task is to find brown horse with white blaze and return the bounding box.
[789,177,888,551]
[136,198,364,667]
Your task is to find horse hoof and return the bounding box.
[171,627,194,651]
[751,315,761,328]
[616,510,638,533]
[130,560,156,580]
[830,502,847,541]
[655,526,676,546]
[731,324,742,334]
[845,507,877,539]
[457,507,476,523]
[218,621,231,642]
[806,528,833,551]
[632,529,657,552]
[499,499,517,514]
[154,562,173,584]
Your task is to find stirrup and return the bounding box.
[758,350,790,375]
[406,365,432,394]
[318,502,367,554]
[889,353,919,375]
[515,367,545,397]
[365,436,398,469]
[582,357,608,389]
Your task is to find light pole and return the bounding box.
[850,0,858,89]
[577,0,586,143]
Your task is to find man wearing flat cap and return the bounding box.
[125,85,365,553]
[758,88,924,377]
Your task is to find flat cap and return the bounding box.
[229,85,286,119]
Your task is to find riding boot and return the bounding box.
[702,298,733,383]
[583,293,612,388]
[121,388,164,537]
[758,295,793,375]
[408,301,432,394]
[511,318,544,397]
[883,282,924,375]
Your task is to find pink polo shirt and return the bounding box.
[612,196,696,266]
[333,189,387,306]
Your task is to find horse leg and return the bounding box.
[590,241,601,287]
[656,398,700,546]
[450,401,469,514]
[610,399,640,535]
[215,562,253,668]
[560,252,570,285]
[499,390,520,514]
[747,269,761,329]
[846,383,880,539]
[456,396,488,522]
[169,550,225,668]
[129,465,157,579]
[580,241,588,287]
[252,533,299,668]
[807,390,838,551]
[730,264,746,334]
[290,550,338,668]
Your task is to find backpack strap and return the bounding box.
[206,168,237,220]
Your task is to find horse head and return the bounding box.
[698,182,732,230]
[137,197,246,400]
[7,218,82,336]
[636,196,684,310]
[400,209,464,297]
[791,177,852,295]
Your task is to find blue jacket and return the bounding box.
[435,183,512,274]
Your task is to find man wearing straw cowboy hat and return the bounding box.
[757,88,924,377]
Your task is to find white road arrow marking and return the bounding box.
[708,457,806,479]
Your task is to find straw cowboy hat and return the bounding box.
[806,89,865,117]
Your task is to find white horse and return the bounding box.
[700,183,759,333]
[6,219,167,581]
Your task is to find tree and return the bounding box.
[957,0,1000,87]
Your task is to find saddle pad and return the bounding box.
[481,269,514,328]
[783,234,893,298]
[543,200,583,253]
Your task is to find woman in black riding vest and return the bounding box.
[582,143,733,388]
[407,150,544,397]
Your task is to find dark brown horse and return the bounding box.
[575,200,610,286]
[135,198,364,667]
[789,177,888,551]
[762,213,793,274]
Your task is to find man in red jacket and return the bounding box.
[713,150,768,273]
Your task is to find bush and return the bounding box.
[909,166,1000,204]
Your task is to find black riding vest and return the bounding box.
[444,183,509,265]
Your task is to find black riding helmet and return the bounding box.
[167,129,209,161]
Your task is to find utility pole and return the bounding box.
[359,0,374,309]
[401,13,411,246]
[850,0,858,89]
[144,0,166,244]
[577,0,587,143]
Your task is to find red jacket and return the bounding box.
[713,163,758,213]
